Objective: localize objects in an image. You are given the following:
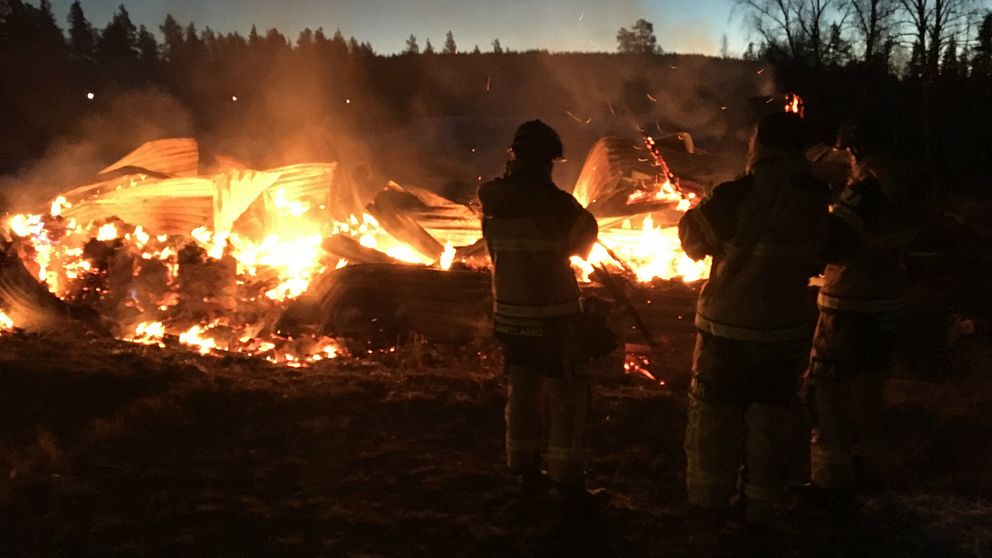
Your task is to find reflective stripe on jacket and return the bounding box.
[479,160,598,337]
[679,152,830,343]
[820,153,920,313]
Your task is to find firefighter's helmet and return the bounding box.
[510,120,564,161]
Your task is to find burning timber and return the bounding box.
[0,136,717,364]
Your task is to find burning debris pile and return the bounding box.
[0,134,720,365]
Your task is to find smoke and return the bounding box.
[0,90,193,212]
[1,50,774,214]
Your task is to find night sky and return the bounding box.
[49,0,746,56]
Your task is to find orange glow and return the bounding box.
[127,321,166,347]
[439,241,456,270]
[784,92,805,118]
[1,135,710,365]
[0,310,14,331]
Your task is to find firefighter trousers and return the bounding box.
[505,363,590,488]
[684,332,807,519]
[806,309,897,490]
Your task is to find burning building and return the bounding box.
[0,132,733,368]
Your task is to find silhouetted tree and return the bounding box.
[330,29,349,60]
[405,34,419,54]
[67,0,95,60]
[849,0,897,64]
[720,33,730,58]
[443,30,456,54]
[491,38,503,53]
[973,11,992,78]
[297,27,314,49]
[734,0,836,64]
[471,44,481,54]
[824,22,851,65]
[941,36,963,77]
[160,14,184,62]
[616,19,658,54]
[743,41,759,60]
[424,38,434,54]
[896,0,976,82]
[136,24,158,68]
[96,4,140,82]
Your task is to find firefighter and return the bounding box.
[678,112,831,523]
[805,117,921,494]
[478,120,600,507]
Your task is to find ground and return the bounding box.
[1,311,990,558]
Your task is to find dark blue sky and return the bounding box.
[50,0,746,55]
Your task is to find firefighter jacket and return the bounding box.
[679,151,830,343]
[479,160,598,338]
[819,153,920,313]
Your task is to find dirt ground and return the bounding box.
[2,215,992,557]
[0,314,990,558]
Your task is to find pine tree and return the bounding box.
[424,38,434,54]
[491,38,503,54]
[137,24,157,63]
[97,5,138,61]
[973,12,992,79]
[825,22,852,66]
[443,30,456,54]
[67,0,95,59]
[160,14,184,62]
[297,27,314,49]
[405,34,419,54]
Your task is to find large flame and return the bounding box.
[2,137,709,362]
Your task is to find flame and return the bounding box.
[583,215,709,283]
[179,324,218,355]
[50,196,70,217]
[784,92,805,118]
[439,241,455,270]
[96,222,119,241]
[127,321,166,346]
[1,136,712,366]
[0,310,14,331]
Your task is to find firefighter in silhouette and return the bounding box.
[805,117,922,494]
[479,120,601,508]
[678,112,831,523]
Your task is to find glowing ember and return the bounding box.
[624,352,665,385]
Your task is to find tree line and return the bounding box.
[2,0,991,192]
